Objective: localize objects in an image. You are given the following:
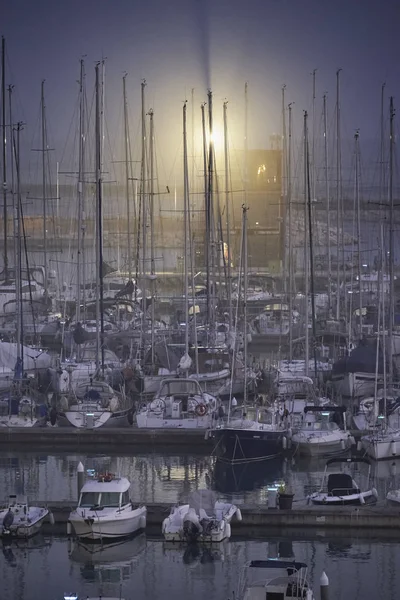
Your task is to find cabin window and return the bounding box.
[121,490,130,505]
[80,492,100,507]
[100,492,120,507]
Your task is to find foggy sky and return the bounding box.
[2,0,399,184]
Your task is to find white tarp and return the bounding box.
[0,342,52,372]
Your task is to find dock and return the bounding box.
[40,500,400,538]
[0,427,214,451]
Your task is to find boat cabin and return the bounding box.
[78,475,131,510]
[240,560,313,600]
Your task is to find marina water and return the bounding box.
[0,450,399,599]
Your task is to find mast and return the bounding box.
[76,59,86,326]
[41,80,48,295]
[379,84,386,200]
[311,69,317,202]
[123,74,133,281]
[281,85,287,296]
[1,36,8,280]
[244,82,248,200]
[140,80,147,320]
[354,130,363,337]
[323,93,331,312]
[183,101,190,368]
[207,89,215,336]
[288,102,293,361]
[95,63,105,373]
[223,100,232,329]
[388,97,395,384]
[14,121,23,374]
[148,107,156,364]
[242,205,248,406]
[305,111,318,380]
[303,111,309,376]
[335,69,342,321]
[201,102,209,322]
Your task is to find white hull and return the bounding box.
[57,410,130,429]
[0,507,49,538]
[0,416,41,428]
[136,414,213,429]
[361,432,400,460]
[331,371,380,398]
[162,502,241,543]
[69,505,146,540]
[310,489,376,505]
[292,434,352,457]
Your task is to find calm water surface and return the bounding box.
[0,450,399,600]
[0,535,399,600]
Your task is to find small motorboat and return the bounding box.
[291,406,354,457]
[0,494,51,538]
[68,473,146,540]
[308,457,378,506]
[236,559,315,599]
[162,489,242,543]
[63,596,125,600]
[386,489,400,505]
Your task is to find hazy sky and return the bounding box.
[2,0,399,184]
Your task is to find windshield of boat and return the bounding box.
[79,491,121,508]
[80,492,100,507]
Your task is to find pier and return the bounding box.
[39,500,400,537]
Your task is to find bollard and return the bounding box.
[77,461,85,500]
[320,571,329,600]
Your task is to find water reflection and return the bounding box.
[0,450,396,508]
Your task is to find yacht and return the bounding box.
[68,474,146,540]
[308,457,378,505]
[291,406,354,457]
[236,559,315,600]
[210,403,290,462]
[136,377,220,429]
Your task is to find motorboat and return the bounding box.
[236,559,315,600]
[68,474,146,540]
[291,406,354,457]
[0,494,51,538]
[162,490,242,543]
[136,377,220,429]
[308,457,378,505]
[63,596,125,600]
[361,428,400,460]
[209,403,290,462]
[54,379,133,428]
[386,489,400,505]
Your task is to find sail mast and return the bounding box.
[335,69,342,321]
[354,130,363,337]
[388,97,395,384]
[123,74,133,281]
[201,102,209,323]
[243,205,248,406]
[76,59,86,326]
[95,63,105,372]
[41,80,48,295]
[148,107,156,364]
[323,93,331,313]
[288,102,293,361]
[140,80,147,319]
[223,100,232,329]
[183,101,190,366]
[207,89,215,337]
[303,111,309,376]
[1,37,8,280]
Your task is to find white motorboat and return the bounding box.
[68,474,146,540]
[55,379,133,428]
[361,428,400,460]
[308,457,378,505]
[386,489,400,505]
[236,559,315,600]
[0,494,51,538]
[162,490,242,543]
[291,406,354,457]
[63,596,125,600]
[136,378,220,429]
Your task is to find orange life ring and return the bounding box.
[195,403,208,417]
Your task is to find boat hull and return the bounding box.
[361,434,400,460]
[212,428,285,461]
[331,372,379,398]
[310,490,376,506]
[56,409,131,429]
[68,505,146,540]
[0,508,49,538]
[291,435,352,457]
